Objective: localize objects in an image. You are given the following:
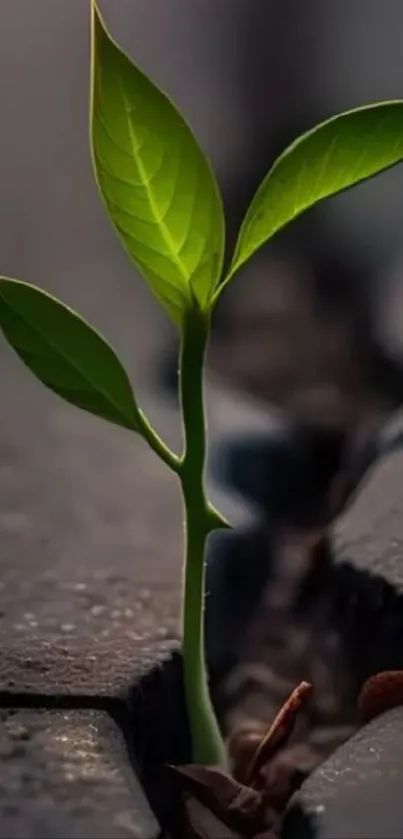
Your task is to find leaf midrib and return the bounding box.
[119,78,190,287]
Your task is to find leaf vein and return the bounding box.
[119,79,190,286]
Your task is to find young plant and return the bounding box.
[1,0,403,766]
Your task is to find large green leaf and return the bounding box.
[221,101,403,290]
[0,277,140,431]
[90,1,225,327]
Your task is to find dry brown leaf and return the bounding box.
[169,682,314,838]
[169,764,267,833]
[183,794,243,839]
[233,682,312,787]
[358,670,403,722]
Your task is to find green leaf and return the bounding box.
[90,1,225,327]
[0,277,140,432]
[221,101,403,290]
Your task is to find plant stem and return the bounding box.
[179,306,226,766]
[136,408,180,473]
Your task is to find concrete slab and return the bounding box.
[0,370,182,696]
[0,383,270,698]
[289,707,403,838]
[333,426,403,589]
[0,708,158,839]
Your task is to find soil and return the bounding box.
[215,534,358,778]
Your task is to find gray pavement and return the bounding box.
[334,414,403,587]
[292,707,403,838]
[0,709,158,839]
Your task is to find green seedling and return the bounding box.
[1,0,403,766]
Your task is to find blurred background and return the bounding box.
[1,0,403,595]
[2,1,403,420]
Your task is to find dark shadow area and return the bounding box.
[124,650,191,833]
[281,801,319,839]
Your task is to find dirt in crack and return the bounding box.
[211,533,359,780]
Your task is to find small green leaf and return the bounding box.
[221,101,403,289]
[0,277,140,432]
[90,1,225,327]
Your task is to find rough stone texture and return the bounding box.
[0,637,179,700]
[0,383,181,696]
[0,708,158,839]
[0,316,183,698]
[289,707,403,838]
[0,372,269,699]
[333,431,403,588]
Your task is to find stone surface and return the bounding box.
[0,383,181,695]
[333,416,403,589]
[292,414,403,836]
[0,636,178,700]
[0,329,184,699]
[280,422,403,839]
[0,375,270,699]
[289,707,403,838]
[0,708,158,838]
